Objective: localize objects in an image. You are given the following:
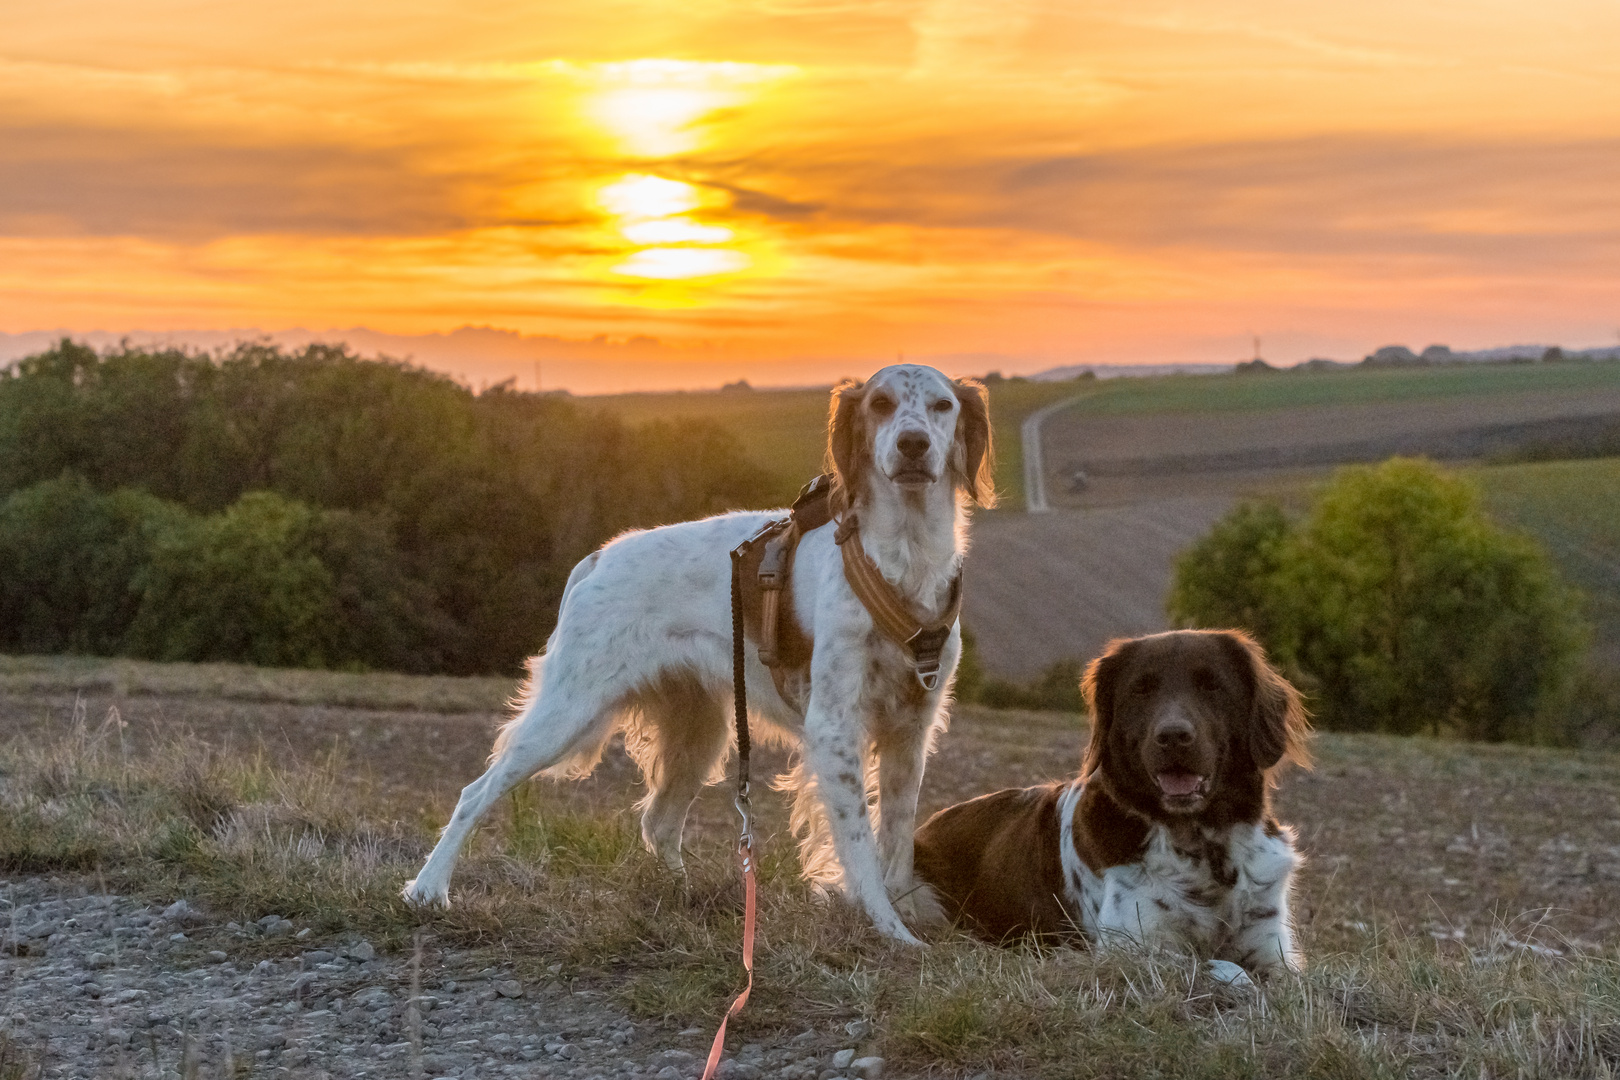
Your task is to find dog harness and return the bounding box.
[735,473,964,702]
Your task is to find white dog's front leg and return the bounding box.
[873,713,934,918]
[803,699,923,946]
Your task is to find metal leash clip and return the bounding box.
[733,780,755,856]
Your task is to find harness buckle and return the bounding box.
[757,530,791,591]
[733,518,784,563]
[906,624,953,691]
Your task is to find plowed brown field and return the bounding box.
[965,382,1620,679]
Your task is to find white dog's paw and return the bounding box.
[1204,959,1255,990]
[400,878,450,910]
[884,923,927,948]
[872,910,927,948]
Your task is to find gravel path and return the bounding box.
[0,877,883,1080]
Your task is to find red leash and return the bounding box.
[700,838,757,1080]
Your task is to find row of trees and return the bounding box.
[0,341,777,673]
[1168,458,1587,743]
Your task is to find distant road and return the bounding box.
[1020,393,1089,512]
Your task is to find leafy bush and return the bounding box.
[1169,458,1588,742]
[973,657,1086,713]
[0,478,445,671]
[0,475,188,656]
[123,491,444,671]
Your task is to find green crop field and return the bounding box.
[1058,360,1620,419]
[587,376,1096,506]
[1475,457,1620,664]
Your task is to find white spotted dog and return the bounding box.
[912,630,1312,977]
[402,364,995,946]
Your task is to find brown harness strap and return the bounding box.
[737,476,833,714]
[834,514,963,691]
[739,474,961,703]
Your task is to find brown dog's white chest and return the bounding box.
[1057,781,1302,973]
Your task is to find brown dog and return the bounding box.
[912,630,1310,976]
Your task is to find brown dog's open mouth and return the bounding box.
[1156,771,1207,799]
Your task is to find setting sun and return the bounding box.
[583,59,794,158]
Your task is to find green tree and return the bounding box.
[124,490,441,671]
[1166,501,1293,648]
[0,474,192,655]
[126,491,338,668]
[1169,458,1587,742]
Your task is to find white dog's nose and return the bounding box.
[897,430,930,459]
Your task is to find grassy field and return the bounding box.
[1056,360,1620,420]
[588,377,1096,507]
[4,656,1619,1078]
[1476,458,1620,666]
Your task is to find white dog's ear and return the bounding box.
[952,378,995,507]
[827,378,867,512]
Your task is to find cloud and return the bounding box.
[0,126,473,239]
[909,0,1041,77]
[693,135,1620,268]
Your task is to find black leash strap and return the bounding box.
[727,479,831,842]
[728,541,754,847]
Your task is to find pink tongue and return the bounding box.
[1157,772,1202,797]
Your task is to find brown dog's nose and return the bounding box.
[1154,716,1195,749]
[897,430,930,459]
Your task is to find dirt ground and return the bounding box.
[4,685,1617,955]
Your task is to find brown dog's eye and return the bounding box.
[870,396,896,415]
[1130,674,1159,697]
[930,399,953,412]
[1193,669,1221,694]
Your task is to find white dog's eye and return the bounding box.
[870,396,896,415]
[931,399,953,413]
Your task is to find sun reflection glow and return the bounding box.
[597,174,702,221]
[621,219,734,244]
[596,172,747,280]
[613,247,751,280]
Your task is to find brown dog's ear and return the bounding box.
[952,378,996,508]
[1080,638,1133,780]
[1222,630,1311,772]
[826,378,867,514]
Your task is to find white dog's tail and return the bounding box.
[489,550,615,777]
[776,761,844,888]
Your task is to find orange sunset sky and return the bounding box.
[3,0,1619,393]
